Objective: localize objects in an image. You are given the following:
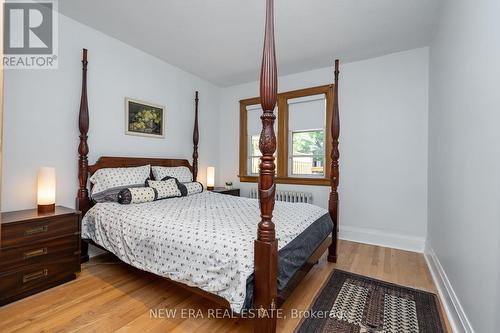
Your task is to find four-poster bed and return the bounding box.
[76,1,340,332]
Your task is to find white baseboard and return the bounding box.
[425,245,475,333]
[339,226,426,252]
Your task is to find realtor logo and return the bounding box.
[3,0,58,69]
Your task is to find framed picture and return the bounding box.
[125,98,165,138]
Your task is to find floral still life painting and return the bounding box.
[125,98,165,138]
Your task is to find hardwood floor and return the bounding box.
[0,240,450,332]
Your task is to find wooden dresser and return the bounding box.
[0,206,81,305]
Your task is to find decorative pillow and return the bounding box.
[90,165,150,200]
[92,184,144,203]
[161,176,187,196]
[147,179,182,200]
[183,182,204,196]
[152,166,192,183]
[118,187,157,204]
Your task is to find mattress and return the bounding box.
[81,191,332,312]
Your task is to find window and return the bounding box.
[239,85,333,186]
[244,103,278,176]
[291,129,325,176]
[249,134,261,175]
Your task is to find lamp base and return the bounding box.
[38,204,55,214]
[207,186,214,191]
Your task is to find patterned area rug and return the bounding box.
[296,270,446,333]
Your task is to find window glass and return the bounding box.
[291,130,325,176]
[247,105,277,175]
[288,94,326,177]
[249,135,261,174]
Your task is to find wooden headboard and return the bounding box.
[88,156,192,176]
[75,49,200,218]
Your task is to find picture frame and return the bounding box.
[125,98,165,138]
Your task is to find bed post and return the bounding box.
[192,91,199,181]
[254,0,278,332]
[77,48,90,263]
[327,60,340,263]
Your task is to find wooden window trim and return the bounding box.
[239,84,334,186]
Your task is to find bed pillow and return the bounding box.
[91,184,145,203]
[147,179,182,200]
[117,187,157,204]
[183,182,204,196]
[90,165,150,201]
[161,176,188,196]
[152,166,192,183]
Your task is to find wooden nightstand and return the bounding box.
[0,206,81,305]
[211,187,240,197]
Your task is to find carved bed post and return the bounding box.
[77,48,90,263]
[192,91,199,181]
[254,0,278,332]
[327,60,340,263]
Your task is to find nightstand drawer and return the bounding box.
[0,255,78,304]
[0,207,80,305]
[0,235,79,271]
[1,215,79,249]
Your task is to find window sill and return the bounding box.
[239,175,330,186]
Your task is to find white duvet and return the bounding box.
[81,190,327,312]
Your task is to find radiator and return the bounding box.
[249,188,313,204]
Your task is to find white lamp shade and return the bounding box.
[207,166,215,188]
[37,167,56,205]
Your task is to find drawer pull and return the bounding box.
[24,225,48,236]
[23,248,48,259]
[22,269,48,283]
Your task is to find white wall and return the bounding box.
[427,0,500,332]
[2,14,220,212]
[219,48,429,252]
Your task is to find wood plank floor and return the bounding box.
[0,240,450,332]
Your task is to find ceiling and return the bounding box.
[59,0,438,87]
